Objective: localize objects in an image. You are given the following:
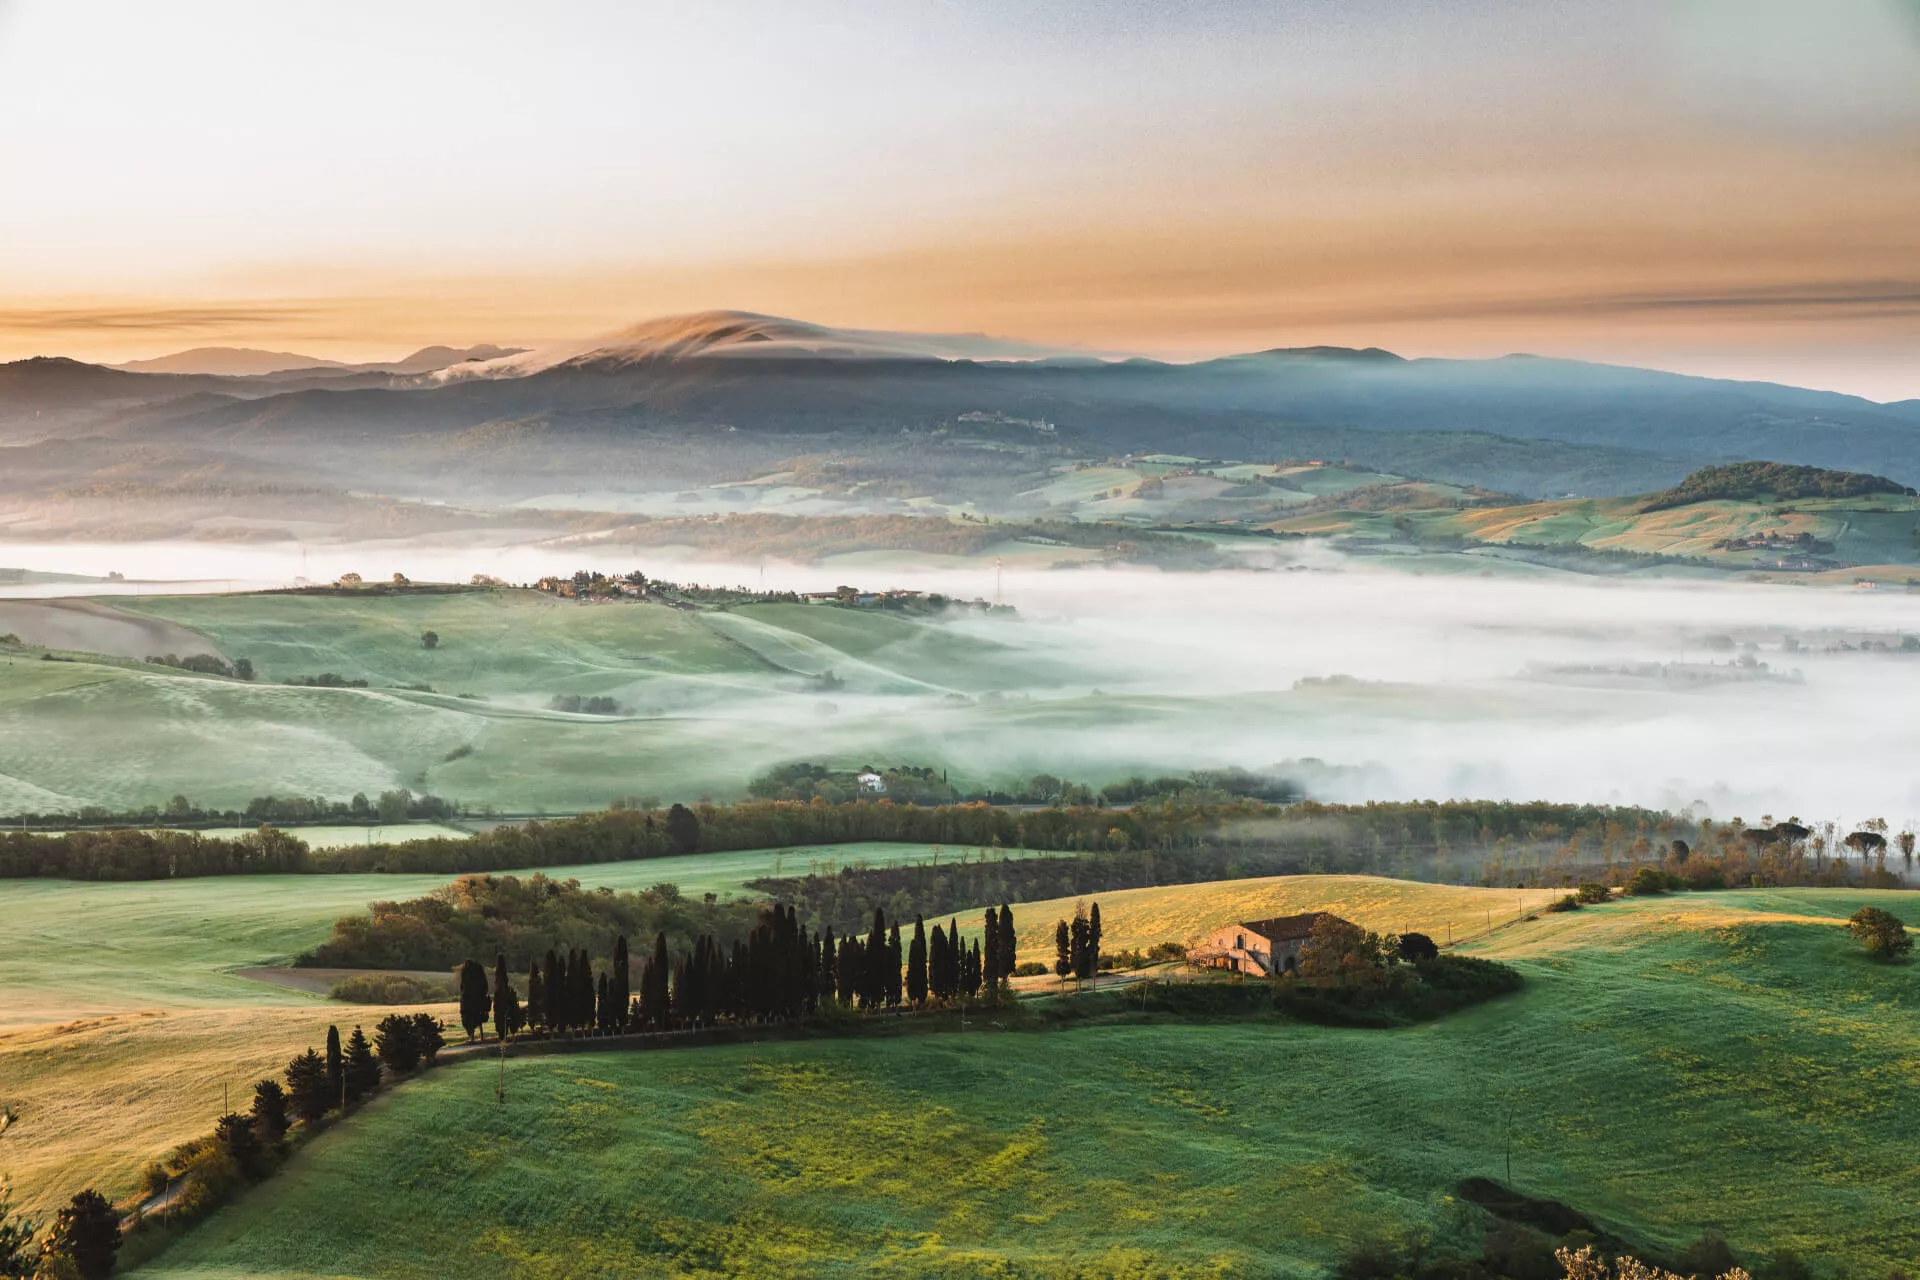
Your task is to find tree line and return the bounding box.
[442,900,1052,1043]
[2,796,1682,884]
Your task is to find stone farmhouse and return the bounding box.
[1188,912,1343,976]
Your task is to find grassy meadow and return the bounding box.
[126,887,1920,1278]
[0,591,1093,811]
[0,842,1012,1219]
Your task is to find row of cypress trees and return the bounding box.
[445,900,1076,1041]
[1053,901,1104,980]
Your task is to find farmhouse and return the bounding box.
[1189,912,1342,976]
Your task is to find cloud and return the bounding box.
[1266,280,1920,328]
[0,304,332,334]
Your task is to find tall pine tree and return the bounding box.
[284,1048,330,1125]
[1055,919,1072,982]
[343,1025,380,1101]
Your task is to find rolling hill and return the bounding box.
[118,885,1920,1278]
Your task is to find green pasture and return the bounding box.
[0,841,1057,1219]
[130,888,1920,1278]
[0,593,1098,810]
[0,843,992,1026]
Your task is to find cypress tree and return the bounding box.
[947,918,961,997]
[966,940,982,997]
[492,954,514,1042]
[907,915,928,1005]
[1088,902,1103,980]
[344,1025,380,1101]
[865,908,887,1008]
[284,1048,330,1124]
[526,958,545,1030]
[887,922,904,1007]
[456,958,490,1041]
[543,949,563,1030]
[613,934,631,1030]
[928,923,948,1000]
[1071,904,1090,980]
[1055,920,1072,982]
[648,931,671,1028]
[818,927,837,1006]
[836,935,857,1005]
[577,948,595,1032]
[999,903,1016,980]
[597,972,612,1033]
[324,1024,344,1107]
[983,906,1001,989]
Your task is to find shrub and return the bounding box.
[1397,932,1440,960]
[1574,883,1610,904]
[1848,906,1913,961]
[1011,961,1048,977]
[327,973,455,1004]
[1545,894,1580,913]
[1626,866,1670,896]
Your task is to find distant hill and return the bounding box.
[113,343,524,378]
[1641,462,1915,512]
[115,347,350,376]
[5,313,1920,516]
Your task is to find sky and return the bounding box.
[0,0,1916,397]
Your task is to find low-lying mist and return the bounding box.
[6,540,1920,825]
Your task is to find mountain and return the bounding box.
[5,313,1918,514]
[114,347,350,376]
[436,310,1092,380]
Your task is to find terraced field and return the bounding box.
[124,887,1920,1278]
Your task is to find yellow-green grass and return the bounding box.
[0,842,1026,1216]
[118,590,1058,702]
[1272,493,1920,570]
[130,887,1920,1278]
[952,875,1540,957]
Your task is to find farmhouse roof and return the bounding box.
[1239,912,1335,942]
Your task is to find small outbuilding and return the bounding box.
[1189,912,1342,976]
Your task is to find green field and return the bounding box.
[0,592,1094,811]
[124,888,1920,1278]
[0,842,1035,1217]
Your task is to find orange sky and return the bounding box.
[1,1,1916,397]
